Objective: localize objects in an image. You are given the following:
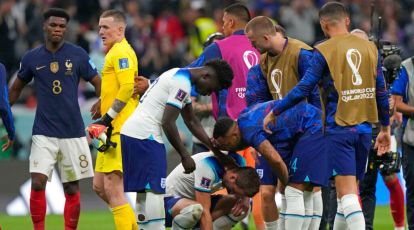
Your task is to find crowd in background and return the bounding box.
[1,0,414,159]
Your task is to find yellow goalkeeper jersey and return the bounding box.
[101,38,138,133]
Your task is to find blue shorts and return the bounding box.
[255,142,293,186]
[327,131,371,180]
[289,131,329,186]
[121,134,167,193]
[164,195,222,227]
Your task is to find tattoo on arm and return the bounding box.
[111,99,126,113]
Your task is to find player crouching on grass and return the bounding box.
[164,151,260,230]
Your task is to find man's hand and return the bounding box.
[374,126,391,156]
[231,197,250,217]
[181,155,196,174]
[86,123,107,140]
[263,111,276,134]
[212,147,238,170]
[90,99,101,120]
[1,135,13,152]
[133,76,150,97]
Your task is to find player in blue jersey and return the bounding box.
[263,3,390,230]
[213,101,329,229]
[0,62,15,152]
[164,151,260,229]
[8,8,101,230]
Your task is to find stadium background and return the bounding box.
[0,0,413,229]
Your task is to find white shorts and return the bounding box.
[29,135,94,183]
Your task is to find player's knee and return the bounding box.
[173,204,203,229]
[31,177,47,191]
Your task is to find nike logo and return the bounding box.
[81,170,89,174]
[36,66,46,70]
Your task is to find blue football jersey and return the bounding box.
[238,101,322,149]
[18,43,98,138]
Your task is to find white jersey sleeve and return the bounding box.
[166,73,192,109]
[193,160,217,193]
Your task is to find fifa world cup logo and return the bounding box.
[346,48,363,86]
[270,69,283,99]
[243,50,259,69]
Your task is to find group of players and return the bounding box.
[0,1,396,230]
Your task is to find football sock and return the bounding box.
[302,191,313,230]
[309,190,323,230]
[213,213,245,230]
[64,192,80,230]
[385,177,405,228]
[136,192,165,230]
[30,189,46,230]
[342,194,365,230]
[333,199,347,230]
[172,204,203,229]
[278,194,286,230]
[112,203,137,230]
[285,186,305,230]
[264,220,278,230]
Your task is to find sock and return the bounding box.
[112,203,137,230]
[394,227,405,230]
[136,192,165,230]
[213,213,245,230]
[172,204,203,229]
[333,199,347,230]
[264,220,278,230]
[302,191,313,230]
[285,186,305,230]
[385,178,405,228]
[309,190,323,230]
[64,192,80,230]
[278,194,286,230]
[30,189,46,230]
[342,194,365,230]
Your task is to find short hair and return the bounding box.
[275,24,286,37]
[224,3,251,23]
[100,9,126,24]
[245,16,276,36]
[319,2,349,23]
[234,167,260,197]
[213,117,236,139]
[43,8,70,22]
[204,59,234,90]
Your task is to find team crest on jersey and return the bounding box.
[200,177,212,188]
[160,178,166,189]
[175,89,187,102]
[65,59,73,76]
[119,58,129,69]
[256,169,264,179]
[50,62,59,73]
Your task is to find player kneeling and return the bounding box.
[164,151,260,229]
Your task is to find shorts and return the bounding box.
[164,194,223,227]
[255,142,292,186]
[327,131,371,180]
[29,135,93,183]
[289,131,329,186]
[95,133,122,173]
[121,134,167,193]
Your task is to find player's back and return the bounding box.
[121,68,192,143]
[239,101,322,145]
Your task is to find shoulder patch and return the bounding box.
[200,177,212,189]
[175,89,188,102]
[119,58,129,69]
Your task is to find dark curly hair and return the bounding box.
[43,8,70,22]
[204,59,233,90]
[213,117,236,139]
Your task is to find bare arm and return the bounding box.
[89,75,101,96]
[395,95,414,116]
[181,104,212,149]
[162,105,196,173]
[257,140,289,185]
[9,78,27,106]
[195,191,213,230]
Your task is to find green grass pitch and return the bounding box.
[0,205,396,229]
